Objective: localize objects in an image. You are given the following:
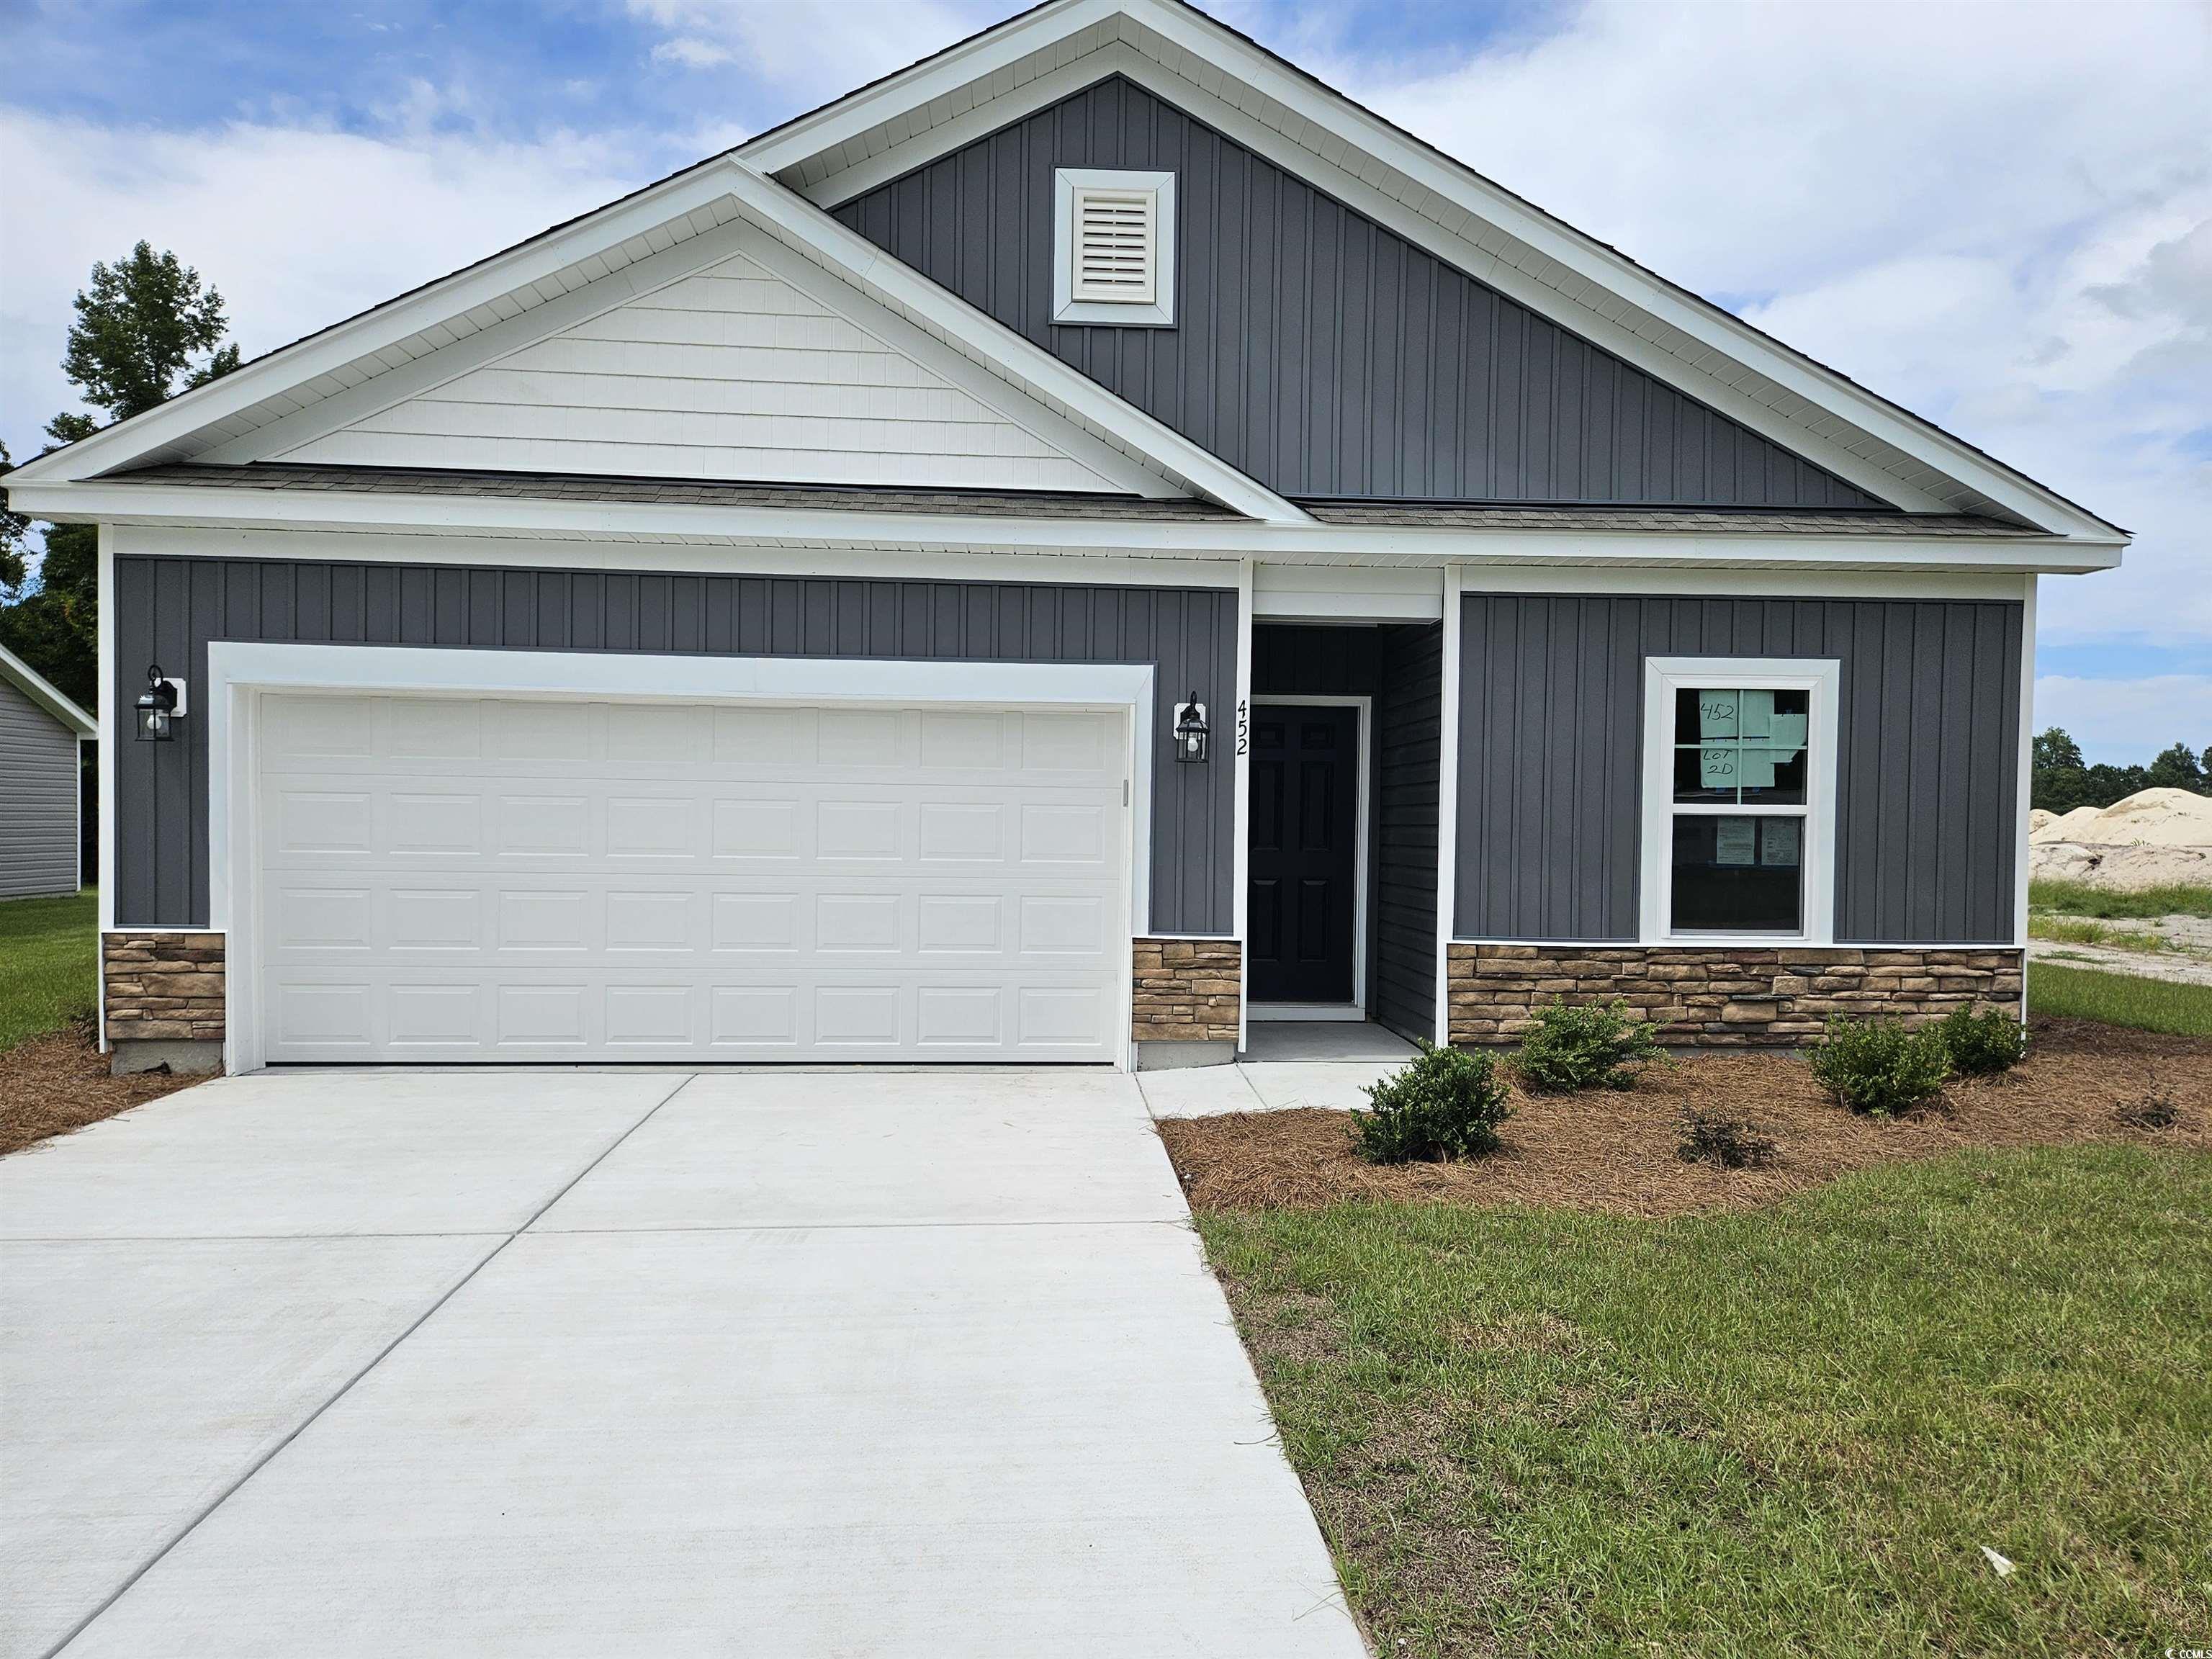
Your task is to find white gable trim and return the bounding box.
[199,217,1164,498]
[9,150,1307,523]
[0,642,96,737]
[750,0,2125,547]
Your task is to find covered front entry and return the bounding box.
[248,688,1130,1065]
[1246,622,1444,1044]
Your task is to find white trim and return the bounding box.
[2015,574,2037,985]
[22,480,2121,575]
[1255,563,1445,620]
[73,734,84,894]
[0,642,96,737]
[1434,564,1462,1044]
[1232,557,1254,1056]
[95,525,114,1050]
[1638,656,1841,946]
[204,643,1155,1074]
[761,6,2123,542]
[1054,168,1177,326]
[1249,695,1370,1017]
[1454,566,2044,601]
[105,523,1246,588]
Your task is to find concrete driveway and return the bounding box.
[1,1069,1364,1658]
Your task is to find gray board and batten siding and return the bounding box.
[109,555,1237,934]
[1,674,82,897]
[1455,594,2026,946]
[834,73,1886,511]
[1251,622,1441,1042]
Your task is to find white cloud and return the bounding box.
[652,37,737,70]
[2034,675,2212,765]
[0,108,657,464]
[626,0,998,105]
[1315,0,2212,649]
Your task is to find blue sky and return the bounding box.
[4,0,2206,763]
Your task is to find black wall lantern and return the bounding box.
[134,665,186,742]
[1172,694,1210,764]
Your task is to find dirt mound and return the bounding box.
[2028,788,2212,889]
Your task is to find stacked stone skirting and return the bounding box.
[1447,944,2025,1047]
[103,932,227,1046]
[1131,938,1242,1043]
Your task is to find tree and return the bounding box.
[1,243,242,713]
[0,442,30,594]
[2030,726,2092,812]
[2033,727,2085,773]
[45,241,242,440]
[2144,741,2208,793]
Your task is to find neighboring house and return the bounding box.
[4,0,2123,1077]
[0,644,94,899]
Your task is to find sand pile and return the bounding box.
[2029,787,2212,889]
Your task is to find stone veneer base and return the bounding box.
[1447,943,2025,1047]
[104,931,227,1057]
[1132,938,1242,1046]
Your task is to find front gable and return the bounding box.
[274,240,1120,493]
[835,74,1881,510]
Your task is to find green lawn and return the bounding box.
[2028,961,2212,1036]
[0,889,98,1053]
[2029,878,2212,920]
[1202,1148,2211,1658]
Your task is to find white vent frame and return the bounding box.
[1053,168,1176,328]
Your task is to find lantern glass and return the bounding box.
[136,701,171,742]
[1173,699,1208,764]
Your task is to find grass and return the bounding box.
[2029,878,2212,920]
[2027,914,2177,954]
[2028,962,2212,1038]
[1200,1148,2212,1658]
[0,889,97,1054]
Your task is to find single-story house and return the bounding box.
[4,0,2122,1077]
[0,643,95,899]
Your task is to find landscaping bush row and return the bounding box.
[1353,1000,2031,1165]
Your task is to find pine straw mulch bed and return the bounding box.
[0,1022,202,1157]
[1159,1017,2209,1217]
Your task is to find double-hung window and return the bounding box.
[1640,657,1840,943]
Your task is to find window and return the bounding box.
[1640,658,1839,943]
[1053,168,1175,327]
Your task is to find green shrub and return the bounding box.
[1353,1042,1515,1164]
[1937,1006,2029,1076]
[1516,997,1665,1092]
[1807,1016,1952,1116]
[1676,1105,1778,1169]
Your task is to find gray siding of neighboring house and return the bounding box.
[1251,623,1441,1039]
[112,556,1237,933]
[835,75,1884,510]
[0,675,81,897]
[1455,594,2025,945]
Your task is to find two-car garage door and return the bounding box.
[253,693,1129,1064]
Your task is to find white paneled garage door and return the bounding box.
[253,693,1130,1064]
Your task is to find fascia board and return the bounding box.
[15,479,2121,573]
[716,157,1308,523]
[0,643,97,736]
[5,163,757,487]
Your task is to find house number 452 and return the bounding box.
[1236,698,1249,756]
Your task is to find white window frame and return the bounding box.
[1053,168,1176,327]
[1639,656,1840,946]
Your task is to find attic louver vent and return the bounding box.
[1071,188,1157,305]
[1053,168,1176,328]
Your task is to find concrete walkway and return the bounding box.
[1,1070,1364,1658]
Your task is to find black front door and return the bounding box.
[1248,703,1359,1004]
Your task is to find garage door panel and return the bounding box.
[256,693,1128,1064]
